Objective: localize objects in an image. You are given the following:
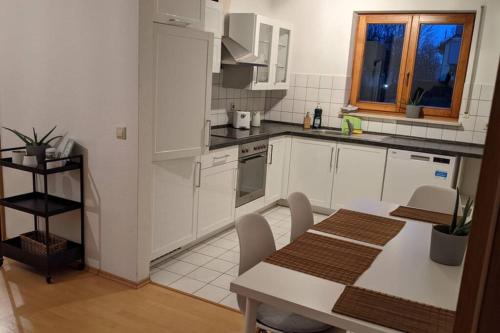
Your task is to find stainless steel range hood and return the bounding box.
[221,36,268,67]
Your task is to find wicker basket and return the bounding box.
[20,231,67,256]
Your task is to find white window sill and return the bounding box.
[340,111,462,128]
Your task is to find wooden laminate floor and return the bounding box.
[0,259,243,332]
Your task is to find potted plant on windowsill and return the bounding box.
[406,87,426,119]
[2,126,62,164]
[430,188,473,266]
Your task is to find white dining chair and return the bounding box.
[235,213,341,333]
[288,192,314,242]
[407,185,461,214]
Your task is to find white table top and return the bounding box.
[230,199,464,333]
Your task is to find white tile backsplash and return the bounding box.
[214,71,492,145]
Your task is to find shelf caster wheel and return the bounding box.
[77,262,85,271]
[46,276,53,284]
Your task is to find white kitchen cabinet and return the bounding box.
[331,143,387,210]
[154,0,205,29]
[223,13,293,90]
[265,137,290,204]
[152,23,213,161]
[151,157,198,260]
[288,138,336,208]
[196,160,238,238]
[204,0,223,73]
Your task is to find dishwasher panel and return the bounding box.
[382,149,458,205]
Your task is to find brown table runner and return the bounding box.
[311,209,405,246]
[264,233,381,285]
[390,206,453,225]
[333,286,455,333]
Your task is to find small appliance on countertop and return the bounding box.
[233,110,251,129]
[251,111,261,127]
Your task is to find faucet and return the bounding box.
[346,118,354,136]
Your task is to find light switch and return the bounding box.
[116,127,127,140]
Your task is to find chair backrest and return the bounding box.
[288,192,314,242]
[235,213,276,313]
[407,185,461,215]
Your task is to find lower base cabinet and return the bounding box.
[265,136,291,204]
[196,161,238,238]
[287,138,336,208]
[331,143,387,210]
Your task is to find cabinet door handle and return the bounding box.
[205,120,211,148]
[268,144,274,165]
[195,162,201,188]
[167,18,190,27]
[329,147,334,171]
[335,147,340,173]
[213,154,230,160]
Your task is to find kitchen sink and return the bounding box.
[310,129,343,135]
[309,129,389,142]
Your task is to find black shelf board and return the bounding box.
[0,192,82,217]
[1,236,82,270]
[0,157,81,175]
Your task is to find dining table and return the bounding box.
[230,199,465,333]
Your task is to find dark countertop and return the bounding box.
[209,122,484,158]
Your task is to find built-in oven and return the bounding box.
[236,139,268,207]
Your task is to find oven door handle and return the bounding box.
[240,154,266,163]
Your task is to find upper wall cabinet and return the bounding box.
[154,0,205,29]
[223,13,293,90]
[204,0,223,73]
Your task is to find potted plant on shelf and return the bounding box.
[2,126,62,164]
[406,87,426,119]
[430,188,473,266]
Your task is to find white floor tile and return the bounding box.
[161,259,198,275]
[218,250,240,264]
[203,258,236,273]
[186,267,222,283]
[169,276,206,293]
[222,232,239,242]
[193,244,228,257]
[219,292,240,310]
[194,284,231,303]
[209,237,238,250]
[277,232,291,244]
[179,252,213,266]
[151,270,182,285]
[224,265,239,277]
[210,274,235,290]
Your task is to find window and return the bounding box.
[350,13,475,119]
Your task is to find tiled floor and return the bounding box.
[150,205,327,310]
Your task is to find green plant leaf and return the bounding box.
[449,188,460,234]
[32,127,38,144]
[2,127,34,145]
[38,126,57,145]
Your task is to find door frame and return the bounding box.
[0,139,4,241]
[453,61,500,332]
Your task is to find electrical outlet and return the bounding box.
[116,127,127,140]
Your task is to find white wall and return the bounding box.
[0,0,140,281]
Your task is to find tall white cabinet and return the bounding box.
[154,0,205,29]
[330,143,387,210]
[288,138,337,208]
[223,13,293,90]
[152,24,213,161]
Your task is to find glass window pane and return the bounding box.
[256,23,273,83]
[359,23,406,103]
[411,24,463,108]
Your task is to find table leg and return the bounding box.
[244,298,258,333]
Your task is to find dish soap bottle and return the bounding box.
[303,112,311,129]
[312,104,322,128]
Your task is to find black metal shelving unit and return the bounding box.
[0,147,85,283]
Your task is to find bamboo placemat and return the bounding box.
[390,206,453,225]
[311,209,405,246]
[333,286,455,333]
[264,233,381,285]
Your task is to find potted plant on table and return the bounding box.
[406,87,426,119]
[2,126,62,164]
[430,188,473,266]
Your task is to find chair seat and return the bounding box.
[257,303,332,333]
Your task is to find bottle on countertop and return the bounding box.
[312,104,322,129]
[303,112,311,129]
